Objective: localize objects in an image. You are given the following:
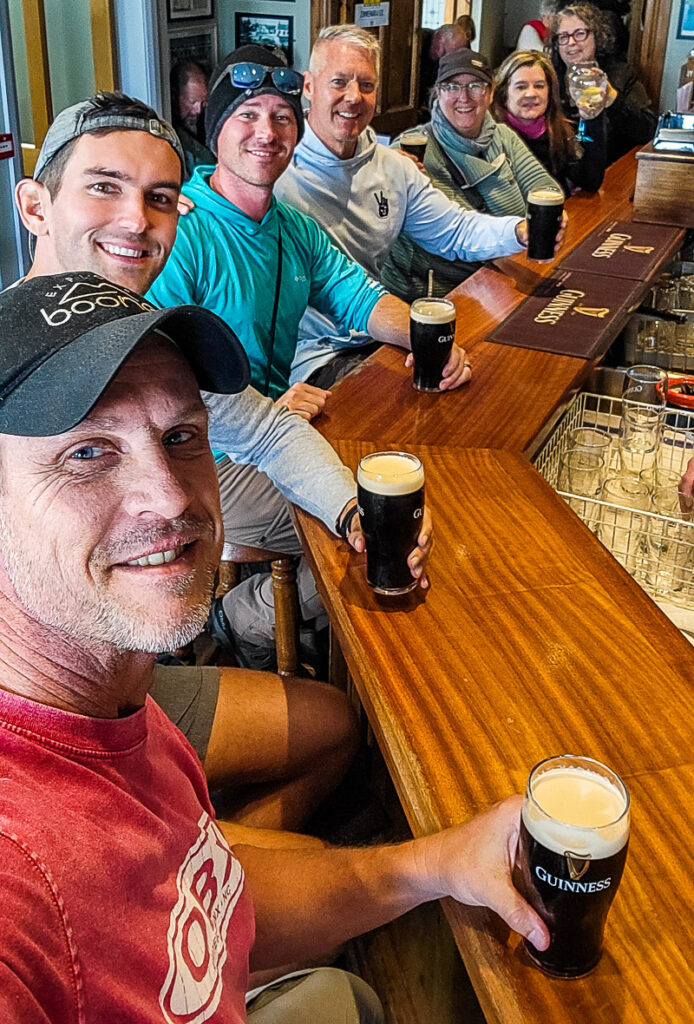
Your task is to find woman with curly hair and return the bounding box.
[493,50,606,193]
[548,1,656,164]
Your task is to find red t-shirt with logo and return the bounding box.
[0,687,254,1023]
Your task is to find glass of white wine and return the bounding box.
[568,62,608,143]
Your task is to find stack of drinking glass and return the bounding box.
[627,267,694,371]
[546,366,694,603]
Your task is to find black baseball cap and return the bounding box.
[0,272,250,436]
[436,49,493,87]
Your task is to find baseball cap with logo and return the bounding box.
[33,93,185,182]
[0,272,250,436]
[435,49,493,87]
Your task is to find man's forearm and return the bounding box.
[234,796,548,971]
[366,294,412,349]
[236,839,434,970]
[204,388,356,531]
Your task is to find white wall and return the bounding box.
[660,3,693,110]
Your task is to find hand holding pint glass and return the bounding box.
[357,451,426,595]
[526,187,565,262]
[518,754,630,977]
[409,298,456,392]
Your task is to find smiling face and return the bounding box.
[437,73,492,139]
[305,41,378,158]
[556,13,596,65]
[505,63,550,123]
[28,131,181,294]
[0,335,223,654]
[214,92,298,190]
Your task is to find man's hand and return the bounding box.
[275,383,331,422]
[339,499,433,589]
[418,795,550,951]
[515,211,568,255]
[405,344,472,391]
[177,194,195,216]
[679,456,694,513]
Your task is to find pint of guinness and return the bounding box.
[519,754,630,978]
[357,451,425,595]
[400,129,429,162]
[409,298,456,392]
[526,186,564,262]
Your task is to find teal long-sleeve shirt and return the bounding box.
[148,166,386,399]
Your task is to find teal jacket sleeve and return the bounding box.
[301,215,386,335]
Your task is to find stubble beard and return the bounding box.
[0,508,218,654]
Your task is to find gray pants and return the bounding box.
[247,968,383,1023]
[217,458,326,647]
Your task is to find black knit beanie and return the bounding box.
[205,45,305,155]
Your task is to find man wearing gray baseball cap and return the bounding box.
[0,278,548,1020]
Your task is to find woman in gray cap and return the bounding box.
[381,48,561,302]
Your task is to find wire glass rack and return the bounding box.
[534,392,694,604]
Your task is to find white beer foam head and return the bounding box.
[401,130,428,144]
[528,186,564,206]
[522,766,629,858]
[358,452,425,496]
[410,298,456,326]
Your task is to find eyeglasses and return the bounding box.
[211,63,304,97]
[439,81,488,97]
[556,27,592,46]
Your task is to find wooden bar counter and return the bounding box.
[294,152,694,1022]
[316,152,682,456]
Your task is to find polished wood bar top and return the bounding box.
[296,443,694,1023]
[316,153,683,455]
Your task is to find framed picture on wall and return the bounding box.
[168,0,214,20]
[678,0,694,37]
[235,14,294,65]
[169,24,218,77]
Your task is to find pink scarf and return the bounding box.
[506,110,547,140]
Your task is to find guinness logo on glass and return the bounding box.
[566,851,591,881]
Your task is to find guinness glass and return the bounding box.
[519,754,630,978]
[526,186,564,262]
[410,298,456,392]
[357,451,425,595]
[400,129,428,162]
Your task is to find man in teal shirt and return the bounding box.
[148,44,471,420]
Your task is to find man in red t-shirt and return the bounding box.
[0,276,548,1022]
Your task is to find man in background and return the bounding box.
[170,60,215,176]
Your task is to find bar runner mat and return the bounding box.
[560,219,682,279]
[486,269,642,360]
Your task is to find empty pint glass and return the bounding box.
[399,129,428,162]
[526,186,564,261]
[409,297,456,392]
[519,754,630,978]
[357,451,425,595]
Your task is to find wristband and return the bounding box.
[337,502,360,540]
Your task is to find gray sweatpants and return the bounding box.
[247,968,383,1023]
[217,457,326,646]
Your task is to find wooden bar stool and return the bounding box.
[216,543,300,677]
